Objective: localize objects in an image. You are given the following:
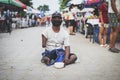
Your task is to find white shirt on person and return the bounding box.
[68,11,75,20]
[62,12,69,20]
[42,26,70,51]
[84,11,93,18]
[71,7,79,15]
[108,0,120,13]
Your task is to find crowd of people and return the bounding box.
[0,8,51,33]
[62,0,120,53]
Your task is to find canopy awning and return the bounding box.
[14,0,26,9]
[0,0,27,9]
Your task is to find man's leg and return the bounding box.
[109,27,120,53]
[41,56,50,65]
[41,50,58,65]
[103,27,108,46]
[64,53,77,65]
[7,22,11,33]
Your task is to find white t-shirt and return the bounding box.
[42,26,70,51]
[62,12,69,20]
[84,11,93,18]
[108,0,120,13]
[68,11,75,20]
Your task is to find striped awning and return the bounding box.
[0,0,27,9]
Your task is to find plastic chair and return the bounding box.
[85,23,94,42]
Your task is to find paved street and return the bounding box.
[0,26,120,80]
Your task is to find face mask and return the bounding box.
[52,19,62,27]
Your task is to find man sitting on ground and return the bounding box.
[41,12,77,67]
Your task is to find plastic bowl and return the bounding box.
[54,62,65,69]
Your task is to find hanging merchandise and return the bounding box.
[87,0,101,5]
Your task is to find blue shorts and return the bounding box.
[42,49,65,66]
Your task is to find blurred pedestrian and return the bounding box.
[98,0,109,47]
[5,9,12,33]
[68,4,76,35]
[46,16,51,26]
[108,0,120,53]
[62,11,69,28]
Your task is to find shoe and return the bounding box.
[109,48,120,53]
[85,36,88,38]
[103,44,108,48]
[100,44,104,47]
[114,48,120,52]
[106,45,110,48]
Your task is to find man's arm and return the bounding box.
[64,46,70,64]
[65,46,70,59]
[42,34,47,48]
[111,0,119,16]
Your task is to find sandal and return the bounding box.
[109,48,120,53]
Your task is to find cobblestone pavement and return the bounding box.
[0,26,120,80]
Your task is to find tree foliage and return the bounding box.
[37,4,49,12]
[59,0,70,10]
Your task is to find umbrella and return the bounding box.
[80,8,94,12]
[0,0,26,9]
[69,0,84,4]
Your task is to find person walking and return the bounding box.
[62,11,69,28]
[98,0,109,47]
[41,12,77,67]
[5,9,12,33]
[108,0,120,53]
[68,4,76,35]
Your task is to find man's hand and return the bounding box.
[64,58,70,65]
[101,22,104,26]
